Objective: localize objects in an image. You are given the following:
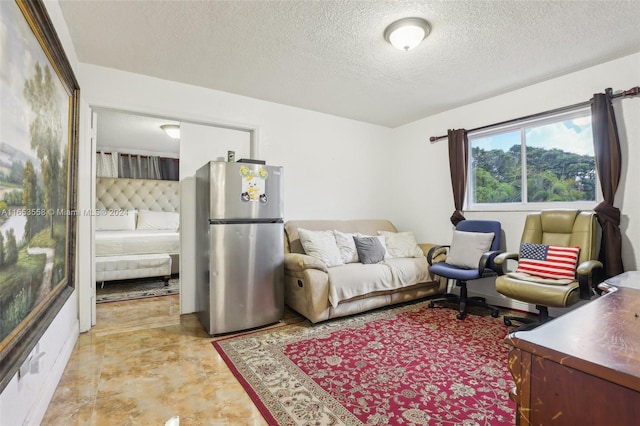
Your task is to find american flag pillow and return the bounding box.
[515,243,580,280]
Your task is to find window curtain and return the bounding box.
[96,151,118,177]
[158,157,179,181]
[447,129,469,225]
[591,88,624,277]
[118,154,178,181]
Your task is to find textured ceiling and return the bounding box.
[59,0,640,128]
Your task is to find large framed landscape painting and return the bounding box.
[0,0,79,392]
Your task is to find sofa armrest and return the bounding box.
[423,244,448,266]
[284,253,328,273]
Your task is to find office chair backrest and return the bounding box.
[455,220,501,252]
[520,210,597,265]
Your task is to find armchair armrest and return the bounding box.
[493,252,519,275]
[478,250,503,277]
[576,259,604,276]
[426,245,449,266]
[576,259,604,299]
[284,253,328,273]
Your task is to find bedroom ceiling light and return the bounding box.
[384,17,430,51]
[160,124,180,139]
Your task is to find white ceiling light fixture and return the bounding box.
[384,17,430,51]
[160,124,180,140]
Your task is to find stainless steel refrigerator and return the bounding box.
[195,161,284,335]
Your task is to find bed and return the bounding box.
[95,177,180,284]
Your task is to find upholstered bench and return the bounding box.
[96,253,172,285]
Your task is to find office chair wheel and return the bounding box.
[456,312,465,320]
[491,310,499,318]
[504,318,513,326]
[428,301,435,308]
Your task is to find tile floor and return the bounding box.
[42,295,301,425]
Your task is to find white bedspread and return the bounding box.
[95,230,180,257]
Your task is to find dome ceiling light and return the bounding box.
[384,17,431,51]
[160,124,180,140]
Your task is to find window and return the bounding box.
[467,107,597,211]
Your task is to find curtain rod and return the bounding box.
[429,86,640,143]
[98,151,179,161]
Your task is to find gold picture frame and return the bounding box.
[0,0,79,392]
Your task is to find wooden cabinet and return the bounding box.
[505,272,640,425]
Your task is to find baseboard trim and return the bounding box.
[25,319,79,425]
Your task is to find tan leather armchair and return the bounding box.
[494,210,603,330]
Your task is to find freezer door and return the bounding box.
[205,222,284,335]
[208,161,283,220]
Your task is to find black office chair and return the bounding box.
[427,220,502,320]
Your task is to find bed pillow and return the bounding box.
[445,230,495,269]
[377,231,424,258]
[136,209,180,231]
[95,210,136,231]
[333,230,359,263]
[353,236,386,264]
[298,228,344,267]
[515,243,579,281]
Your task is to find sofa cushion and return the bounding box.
[326,257,432,308]
[298,228,344,267]
[285,220,397,254]
[384,257,432,287]
[378,231,424,258]
[327,263,394,307]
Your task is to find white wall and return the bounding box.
[390,52,640,309]
[179,123,251,178]
[0,297,78,426]
[80,64,394,222]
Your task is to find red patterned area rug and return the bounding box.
[213,301,515,425]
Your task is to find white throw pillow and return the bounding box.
[377,231,424,258]
[445,230,495,269]
[95,210,136,231]
[136,209,180,231]
[298,228,344,267]
[333,230,359,263]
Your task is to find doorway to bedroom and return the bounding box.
[93,108,181,305]
[90,107,255,325]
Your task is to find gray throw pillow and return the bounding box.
[353,236,386,264]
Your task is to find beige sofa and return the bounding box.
[284,219,447,323]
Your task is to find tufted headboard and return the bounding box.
[96,177,180,212]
